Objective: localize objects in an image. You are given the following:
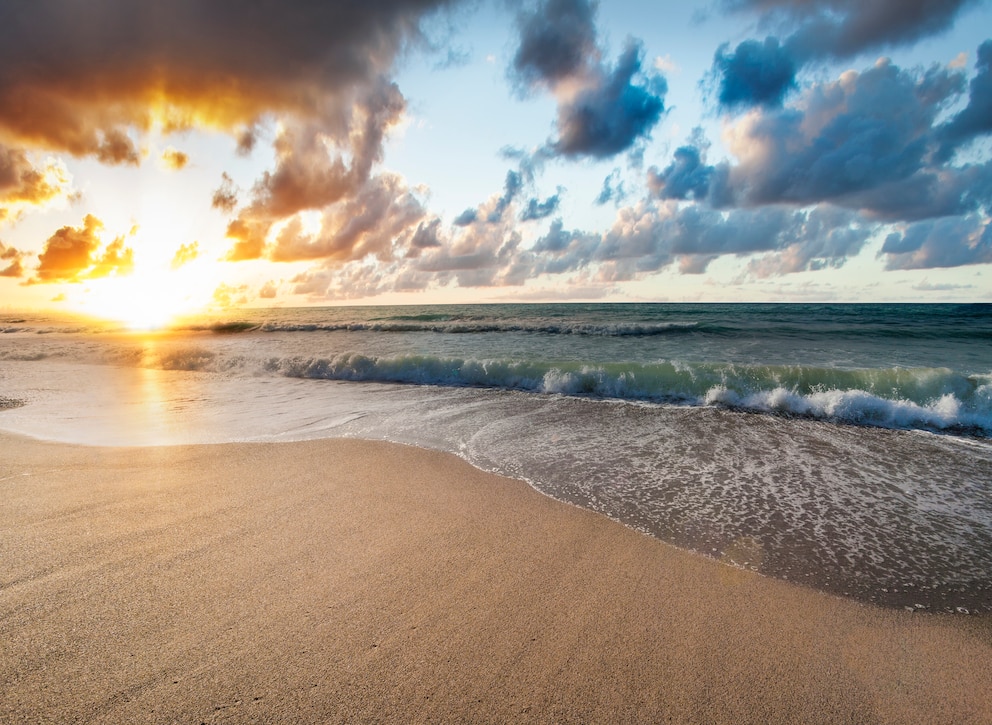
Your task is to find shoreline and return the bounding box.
[2,432,991,722]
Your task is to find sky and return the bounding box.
[1,0,991,325]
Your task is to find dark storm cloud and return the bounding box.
[936,40,992,160]
[647,50,992,272]
[552,41,667,159]
[712,0,978,111]
[0,0,458,159]
[511,0,598,90]
[0,0,471,273]
[720,0,978,61]
[658,58,974,216]
[508,0,667,159]
[713,37,797,109]
[728,59,957,206]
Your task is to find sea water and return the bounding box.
[1,303,990,612]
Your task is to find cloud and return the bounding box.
[589,202,870,279]
[212,283,249,308]
[500,201,873,288]
[912,278,974,291]
[509,0,667,159]
[408,218,444,255]
[594,168,627,205]
[259,280,278,299]
[29,214,134,283]
[552,41,667,159]
[648,130,713,200]
[211,172,239,213]
[724,59,956,206]
[519,189,561,221]
[713,37,797,110]
[0,0,457,161]
[224,78,408,262]
[720,0,978,62]
[276,191,887,300]
[452,208,478,226]
[170,241,199,269]
[936,40,992,160]
[0,145,75,221]
[881,216,992,269]
[745,205,874,277]
[645,50,992,273]
[511,0,598,91]
[160,147,189,171]
[268,173,432,263]
[711,0,978,112]
[0,242,24,277]
[1,1,467,282]
[488,170,524,223]
[452,168,529,229]
[660,57,977,219]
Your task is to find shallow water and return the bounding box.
[2,303,991,612]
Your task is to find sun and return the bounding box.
[68,249,220,330]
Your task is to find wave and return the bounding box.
[256,353,992,436]
[219,320,705,336]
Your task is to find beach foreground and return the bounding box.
[2,433,990,724]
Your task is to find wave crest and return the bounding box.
[265,353,991,436]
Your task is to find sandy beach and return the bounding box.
[1,431,990,724]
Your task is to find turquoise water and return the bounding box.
[182,302,992,435]
[1,303,991,611]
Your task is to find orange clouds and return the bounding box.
[268,173,430,263]
[211,172,238,213]
[0,1,461,291]
[222,80,411,262]
[160,147,189,170]
[0,242,24,277]
[170,241,199,269]
[0,1,455,160]
[0,145,75,220]
[29,215,134,284]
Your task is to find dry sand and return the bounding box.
[1,431,990,724]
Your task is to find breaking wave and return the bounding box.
[216,320,706,336]
[259,353,992,436]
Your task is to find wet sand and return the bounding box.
[1,432,990,723]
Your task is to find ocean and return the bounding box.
[2,303,991,613]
